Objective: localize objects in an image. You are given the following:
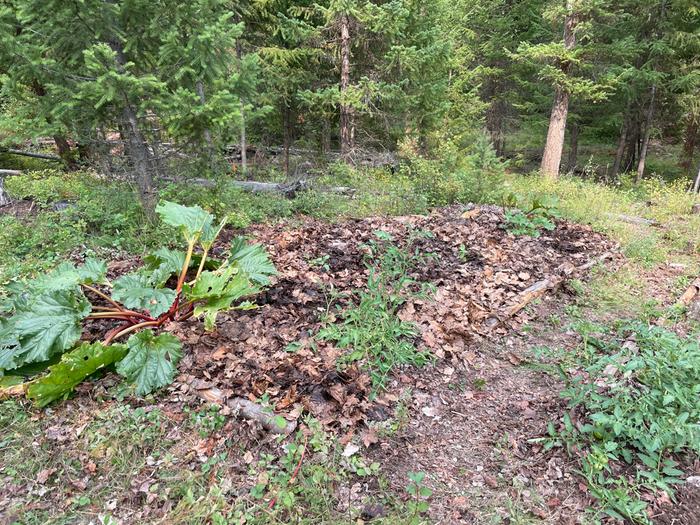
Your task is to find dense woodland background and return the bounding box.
[1,0,700,211]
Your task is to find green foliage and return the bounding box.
[545,322,700,523]
[115,331,183,396]
[27,342,128,407]
[319,230,433,390]
[503,193,560,237]
[0,202,275,405]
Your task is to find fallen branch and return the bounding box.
[2,149,61,162]
[608,213,660,227]
[0,169,22,175]
[196,386,297,434]
[484,252,614,329]
[675,278,700,307]
[161,177,355,197]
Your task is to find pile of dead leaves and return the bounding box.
[165,205,617,431]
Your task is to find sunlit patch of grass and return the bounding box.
[504,173,700,265]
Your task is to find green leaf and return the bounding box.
[26,342,128,407]
[116,330,182,395]
[112,274,176,317]
[187,266,259,330]
[26,258,107,296]
[229,237,277,285]
[0,291,91,371]
[156,201,213,244]
[143,248,186,286]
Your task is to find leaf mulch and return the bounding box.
[169,205,618,431]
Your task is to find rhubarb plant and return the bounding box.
[0,201,276,406]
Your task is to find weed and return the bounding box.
[502,193,560,237]
[0,202,276,406]
[318,230,434,390]
[542,321,700,523]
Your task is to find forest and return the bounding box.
[1,1,700,524]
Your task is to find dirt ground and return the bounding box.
[2,205,699,524]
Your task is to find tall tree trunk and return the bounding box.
[53,135,77,170]
[540,3,577,178]
[567,120,579,171]
[107,36,156,216]
[681,119,697,173]
[693,160,700,193]
[195,80,215,165]
[121,104,156,216]
[339,13,354,160]
[612,106,631,176]
[0,174,10,207]
[636,84,657,183]
[282,103,291,177]
[236,42,247,178]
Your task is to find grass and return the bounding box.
[0,400,432,525]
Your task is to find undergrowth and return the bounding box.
[319,229,435,390]
[537,321,700,524]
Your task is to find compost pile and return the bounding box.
[171,205,618,429]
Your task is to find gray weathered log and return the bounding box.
[196,386,297,434]
[3,149,61,161]
[161,176,355,197]
[608,213,660,226]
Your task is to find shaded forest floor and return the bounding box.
[2,188,700,524]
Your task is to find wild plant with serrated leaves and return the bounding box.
[503,192,561,237]
[319,229,435,389]
[0,201,275,406]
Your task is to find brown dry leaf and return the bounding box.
[361,428,379,448]
[36,468,56,484]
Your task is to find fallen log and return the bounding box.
[3,149,61,162]
[608,213,660,227]
[161,176,355,197]
[675,278,700,307]
[196,386,297,434]
[484,252,615,329]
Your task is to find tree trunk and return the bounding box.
[282,103,291,177]
[236,42,247,178]
[339,13,354,160]
[636,84,657,183]
[612,103,632,176]
[107,36,157,216]
[540,3,577,178]
[0,174,10,207]
[567,120,579,171]
[195,80,215,163]
[681,119,697,173]
[692,161,700,193]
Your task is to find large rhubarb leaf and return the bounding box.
[116,330,182,395]
[229,237,277,285]
[32,258,107,293]
[1,259,106,314]
[143,247,186,286]
[186,266,259,330]
[0,290,91,372]
[112,274,176,317]
[156,201,213,243]
[27,342,128,407]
